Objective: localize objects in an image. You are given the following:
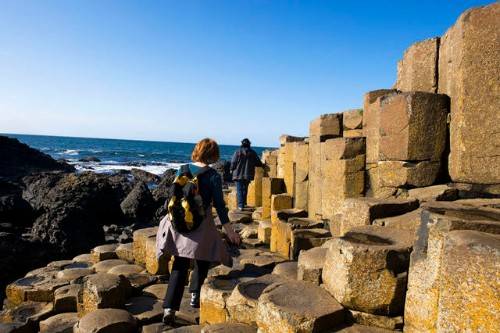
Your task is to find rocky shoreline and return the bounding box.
[0,136,233,306]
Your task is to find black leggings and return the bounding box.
[163,256,210,310]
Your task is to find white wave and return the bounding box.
[63,149,80,155]
[74,162,183,175]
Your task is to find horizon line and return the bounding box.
[1,131,277,149]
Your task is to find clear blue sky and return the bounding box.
[0,0,493,146]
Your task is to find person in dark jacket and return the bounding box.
[230,138,263,210]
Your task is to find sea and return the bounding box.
[4,134,272,175]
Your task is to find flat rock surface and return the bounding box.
[125,296,163,324]
[39,312,79,333]
[92,259,129,273]
[74,308,137,333]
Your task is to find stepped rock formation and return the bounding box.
[1,3,499,333]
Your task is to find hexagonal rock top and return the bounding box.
[6,273,68,306]
[238,252,287,270]
[200,276,241,325]
[165,325,202,332]
[92,259,129,273]
[39,312,79,333]
[335,324,397,332]
[256,280,345,333]
[107,264,144,277]
[322,226,413,316]
[80,273,132,315]
[271,261,298,280]
[91,244,119,262]
[142,284,168,299]
[201,323,257,332]
[74,308,137,333]
[226,274,285,326]
[73,253,94,263]
[125,296,163,324]
[56,267,94,281]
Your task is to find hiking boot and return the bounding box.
[162,308,175,325]
[190,292,200,308]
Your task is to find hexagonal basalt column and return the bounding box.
[256,280,345,333]
[133,227,158,266]
[322,226,413,315]
[297,246,327,285]
[79,273,132,315]
[200,276,240,325]
[226,274,285,326]
[74,308,137,333]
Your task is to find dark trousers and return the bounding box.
[235,179,250,208]
[163,256,210,310]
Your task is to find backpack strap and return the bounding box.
[192,165,211,178]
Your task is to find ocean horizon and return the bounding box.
[3,133,272,175]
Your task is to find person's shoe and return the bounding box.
[162,308,175,325]
[237,207,244,211]
[190,292,200,308]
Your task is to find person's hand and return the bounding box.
[223,224,241,246]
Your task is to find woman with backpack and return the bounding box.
[156,138,241,325]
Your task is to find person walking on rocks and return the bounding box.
[156,138,241,325]
[230,138,263,210]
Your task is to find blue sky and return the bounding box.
[0,0,493,146]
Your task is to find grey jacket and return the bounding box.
[230,147,263,181]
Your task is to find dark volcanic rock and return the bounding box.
[131,168,161,184]
[120,181,155,226]
[25,172,126,255]
[0,136,74,182]
[151,169,176,222]
[0,180,34,226]
[212,160,232,183]
[79,156,101,162]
